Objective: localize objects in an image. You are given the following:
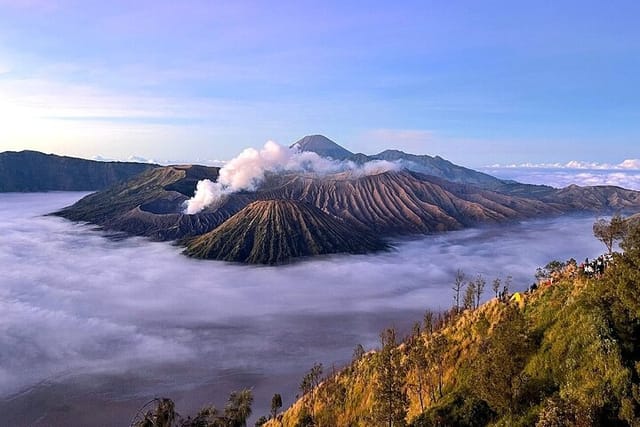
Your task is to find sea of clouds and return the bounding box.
[0,192,607,426]
[482,159,640,190]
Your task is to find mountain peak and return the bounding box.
[290,135,354,160]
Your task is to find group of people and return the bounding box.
[580,254,613,277]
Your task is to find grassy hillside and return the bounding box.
[266,224,640,426]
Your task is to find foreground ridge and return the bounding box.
[267,227,640,426]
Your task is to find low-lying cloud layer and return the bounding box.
[0,193,607,425]
[488,159,640,170]
[483,164,640,190]
[185,141,399,214]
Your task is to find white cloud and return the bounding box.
[483,167,640,190]
[483,157,640,189]
[488,159,640,171]
[620,159,640,169]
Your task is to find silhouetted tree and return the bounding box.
[423,309,435,335]
[300,363,323,421]
[254,416,269,426]
[492,277,501,298]
[463,281,476,310]
[352,343,365,363]
[536,260,566,281]
[373,327,408,427]
[412,321,422,339]
[503,275,512,299]
[593,214,627,254]
[181,405,220,427]
[224,389,253,427]
[270,393,282,420]
[452,269,465,313]
[429,334,448,401]
[407,333,428,412]
[475,274,486,309]
[132,398,178,427]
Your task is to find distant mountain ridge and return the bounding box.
[0,150,155,192]
[292,135,508,190]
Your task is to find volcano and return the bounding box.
[291,134,354,160]
[54,135,640,264]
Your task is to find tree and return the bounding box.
[492,277,501,298]
[536,260,566,281]
[452,269,465,313]
[300,363,323,421]
[181,405,221,427]
[471,306,532,416]
[503,275,512,299]
[428,334,448,401]
[373,327,408,427]
[407,333,428,412]
[423,309,435,335]
[270,394,282,420]
[475,274,486,309]
[132,398,178,427]
[609,220,640,317]
[463,281,476,311]
[224,389,253,427]
[352,343,365,362]
[593,214,627,254]
[254,416,269,426]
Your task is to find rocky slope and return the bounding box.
[184,200,388,264]
[0,150,154,192]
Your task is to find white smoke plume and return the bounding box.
[184,141,400,214]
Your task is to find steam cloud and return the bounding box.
[185,141,400,214]
[1,192,607,425]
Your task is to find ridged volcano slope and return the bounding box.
[253,170,562,234]
[183,200,388,264]
[57,166,640,245]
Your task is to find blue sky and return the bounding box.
[0,0,639,167]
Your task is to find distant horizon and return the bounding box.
[3,137,639,191]
[3,136,640,171]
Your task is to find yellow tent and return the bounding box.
[510,292,525,308]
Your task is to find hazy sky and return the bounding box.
[0,0,639,166]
